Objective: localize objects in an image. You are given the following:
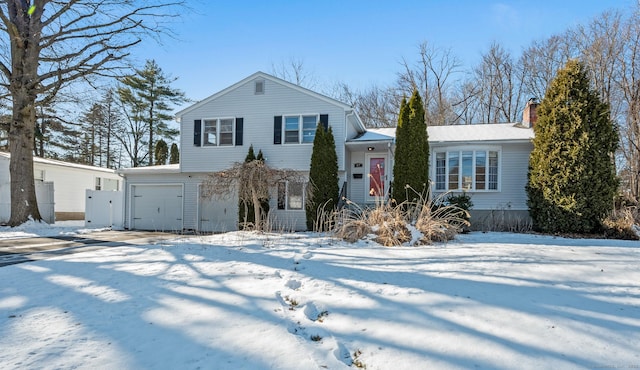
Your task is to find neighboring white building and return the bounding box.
[119,71,536,232]
[0,152,122,222]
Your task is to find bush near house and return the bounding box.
[238,145,269,230]
[526,59,619,234]
[306,123,339,231]
[392,90,429,205]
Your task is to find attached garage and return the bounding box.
[130,184,183,231]
[198,185,238,232]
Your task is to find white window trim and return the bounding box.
[282,113,319,145]
[202,117,236,147]
[277,181,307,210]
[432,146,501,192]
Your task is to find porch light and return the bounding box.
[367,146,374,151]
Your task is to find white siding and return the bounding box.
[34,162,120,213]
[180,77,348,173]
[348,151,366,204]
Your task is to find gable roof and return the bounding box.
[367,123,534,144]
[175,71,353,118]
[0,152,118,174]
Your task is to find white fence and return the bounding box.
[0,181,55,224]
[85,190,123,229]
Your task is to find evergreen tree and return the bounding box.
[169,143,179,164]
[306,123,339,231]
[155,139,168,165]
[526,59,619,233]
[118,60,187,166]
[392,90,429,204]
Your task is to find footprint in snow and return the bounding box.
[286,279,302,290]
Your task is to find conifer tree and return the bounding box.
[169,143,179,164]
[392,90,429,204]
[154,139,168,165]
[306,123,339,230]
[118,60,187,166]
[526,59,618,233]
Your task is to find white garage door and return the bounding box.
[131,185,183,231]
[199,186,238,232]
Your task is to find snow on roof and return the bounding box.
[0,151,117,174]
[366,123,534,143]
[117,163,180,175]
[347,130,394,143]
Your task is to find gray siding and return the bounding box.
[430,142,532,211]
[180,77,348,173]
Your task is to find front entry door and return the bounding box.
[366,155,387,201]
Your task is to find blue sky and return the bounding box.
[134,0,636,108]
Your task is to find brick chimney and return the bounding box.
[522,98,539,128]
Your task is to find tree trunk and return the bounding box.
[9,91,42,225]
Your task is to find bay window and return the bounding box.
[435,149,499,191]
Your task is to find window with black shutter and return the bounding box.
[194,119,202,146]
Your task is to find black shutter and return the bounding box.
[235,118,243,146]
[194,119,201,146]
[274,116,282,144]
[319,114,329,130]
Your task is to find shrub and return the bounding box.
[333,188,469,246]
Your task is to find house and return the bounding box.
[0,152,122,223]
[119,71,535,232]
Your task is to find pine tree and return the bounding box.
[392,90,429,204]
[169,143,179,164]
[118,60,187,166]
[526,59,619,233]
[155,139,168,165]
[306,123,339,231]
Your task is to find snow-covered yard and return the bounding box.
[0,222,639,369]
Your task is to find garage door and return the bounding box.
[199,186,238,232]
[131,185,183,231]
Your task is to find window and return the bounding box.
[255,80,265,94]
[435,149,500,191]
[277,181,306,210]
[202,118,235,146]
[282,114,318,144]
[103,178,119,191]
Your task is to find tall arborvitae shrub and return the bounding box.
[526,59,619,233]
[169,143,179,164]
[392,90,429,204]
[154,139,168,165]
[306,123,339,230]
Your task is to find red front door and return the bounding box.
[369,157,385,197]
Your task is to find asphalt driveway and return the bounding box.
[0,230,178,267]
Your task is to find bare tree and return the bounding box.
[270,57,318,89]
[519,35,574,103]
[329,81,398,128]
[471,42,526,124]
[396,41,463,125]
[617,8,640,201]
[0,0,183,225]
[201,160,304,231]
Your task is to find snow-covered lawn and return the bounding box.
[0,222,639,369]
